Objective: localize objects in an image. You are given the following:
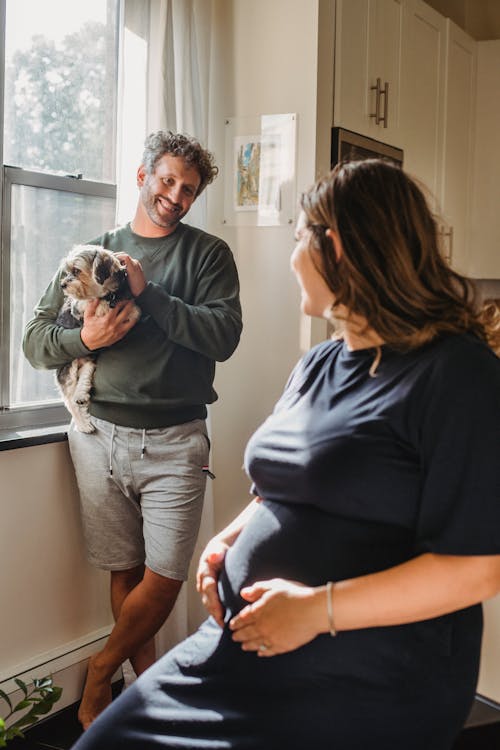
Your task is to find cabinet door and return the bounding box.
[441,20,476,275]
[400,0,446,209]
[367,0,403,142]
[333,0,370,135]
[469,41,500,278]
[333,0,403,144]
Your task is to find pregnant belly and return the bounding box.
[219,500,414,619]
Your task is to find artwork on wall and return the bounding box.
[234,136,261,210]
[223,113,297,226]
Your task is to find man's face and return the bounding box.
[137,153,202,230]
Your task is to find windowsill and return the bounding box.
[0,423,70,451]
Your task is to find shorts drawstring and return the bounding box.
[108,424,145,473]
[109,423,115,476]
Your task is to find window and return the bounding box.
[0,0,120,431]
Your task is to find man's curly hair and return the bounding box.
[142,131,219,196]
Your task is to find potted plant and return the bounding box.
[0,677,62,747]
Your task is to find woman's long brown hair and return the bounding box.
[300,159,491,351]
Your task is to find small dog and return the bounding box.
[56,244,141,433]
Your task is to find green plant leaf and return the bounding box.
[8,709,37,731]
[0,677,62,741]
[33,678,52,690]
[8,686,63,732]
[14,679,28,698]
[0,691,12,712]
[36,689,63,715]
[50,687,63,703]
[5,725,25,740]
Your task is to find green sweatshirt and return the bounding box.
[23,222,242,428]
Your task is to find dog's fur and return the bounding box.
[56,244,141,433]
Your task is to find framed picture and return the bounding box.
[234,136,261,211]
[223,113,297,226]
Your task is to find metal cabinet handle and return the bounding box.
[440,225,454,262]
[370,78,382,124]
[370,78,389,127]
[381,81,389,128]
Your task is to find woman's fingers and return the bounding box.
[196,540,229,627]
[201,577,225,627]
[229,579,319,656]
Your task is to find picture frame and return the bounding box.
[223,113,297,227]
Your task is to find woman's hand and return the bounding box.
[229,579,326,656]
[195,498,264,628]
[196,538,230,628]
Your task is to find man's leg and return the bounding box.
[70,418,209,729]
[78,567,182,730]
[109,565,156,675]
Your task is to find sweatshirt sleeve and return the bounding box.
[22,271,93,370]
[135,240,242,362]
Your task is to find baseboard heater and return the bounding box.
[0,627,120,714]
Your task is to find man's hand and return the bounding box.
[115,253,147,297]
[196,538,230,628]
[80,298,139,351]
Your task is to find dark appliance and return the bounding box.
[331,127,403,168]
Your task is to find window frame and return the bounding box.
[0,167,116,431]
[0,0,120,435]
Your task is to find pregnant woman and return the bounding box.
[72,159,500,750]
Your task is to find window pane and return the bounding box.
[9,184,116,407]
[3,0,119,182]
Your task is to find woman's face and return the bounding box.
[291,211,335,318]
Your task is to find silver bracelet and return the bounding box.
[326,581,337,637]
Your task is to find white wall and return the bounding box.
[206,0,334,529]
[0,442,113,674]
[0,441,113,709]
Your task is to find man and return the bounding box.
[23,131,242,729]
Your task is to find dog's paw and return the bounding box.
[75,396,90,406]
[75,421,95,434]
[73,390,91,406]
[73,409,95,433]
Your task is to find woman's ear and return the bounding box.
[325,228,343,262]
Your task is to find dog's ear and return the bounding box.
[93,251,113,285]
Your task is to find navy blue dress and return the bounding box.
[72,334,500,750]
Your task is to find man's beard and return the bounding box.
[141,183,186,229]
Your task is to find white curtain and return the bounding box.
[116,0,214,228]
[116,0,217,662]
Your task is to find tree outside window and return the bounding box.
[1,0,119,426]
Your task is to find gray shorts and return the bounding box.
[67,416,209,580]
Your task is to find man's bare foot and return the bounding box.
[78,654,113,730]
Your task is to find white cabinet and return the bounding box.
[469,40,500,278]
[478,597,500,703]
[400,10,476,275]
[400,0,446,209]
[333,0,404,146]
[333,1,484,277]
[400,12,476,275]
[440,20,477,275]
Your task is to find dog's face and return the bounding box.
[60,245,127,300]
